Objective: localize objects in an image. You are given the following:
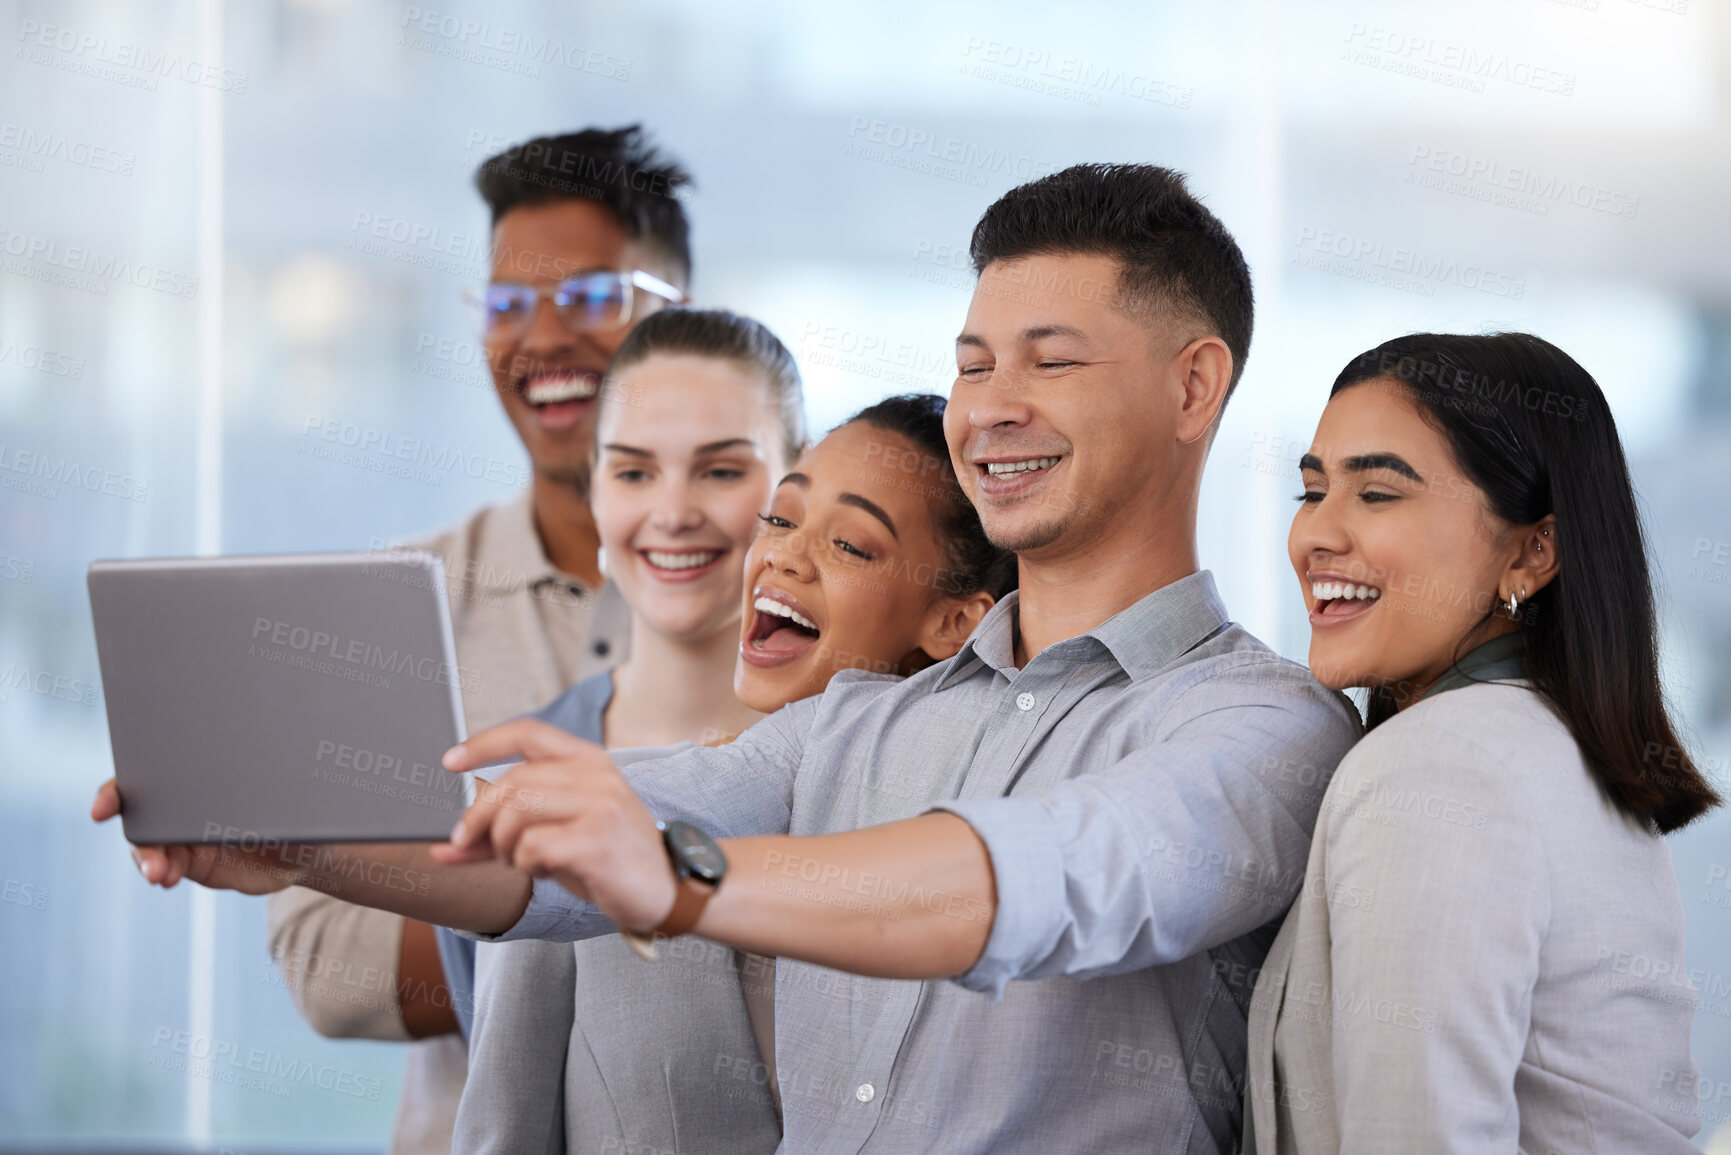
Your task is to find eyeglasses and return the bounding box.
[462,269,684,341]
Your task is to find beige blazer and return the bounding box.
[1247,680,1702,1153]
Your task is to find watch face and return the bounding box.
[664,820,727,884]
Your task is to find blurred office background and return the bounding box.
[2,0,1729,1149]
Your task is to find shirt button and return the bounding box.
[855,1083,876,1104]
[1015,691,1035,712]
[593,640,610,657]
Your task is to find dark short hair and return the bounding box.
[969,163,1254,396]
[1335,332,1720,833]
[606,307,806,465]
[475,125,694,282]
[844,393,1017,601]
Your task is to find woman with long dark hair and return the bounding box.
[1246,332,1720,1152]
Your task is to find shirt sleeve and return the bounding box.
[433,925,477,1039]
[938,660,1360,998]
[266,887,412,1040]
[1324,715,1546,1151]
[462,696,815,944]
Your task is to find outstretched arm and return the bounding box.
[91,703,805,942]
[707,818,996,978]
[442,673,1358,986]
[438,722,996,979]
[92,776,532,934]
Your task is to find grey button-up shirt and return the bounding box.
[479,571,1360,1154]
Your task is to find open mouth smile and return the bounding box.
[1308,576,1382,627]
[741,586,821,669]
[516,367,602,430]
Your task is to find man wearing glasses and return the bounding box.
[266,126,691,1155]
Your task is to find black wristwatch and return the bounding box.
[653,820,727,938]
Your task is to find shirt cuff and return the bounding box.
[449,876,611,944]
[931,796,1067,999]
[456,758,684,944]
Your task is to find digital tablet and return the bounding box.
[88,551,472,845]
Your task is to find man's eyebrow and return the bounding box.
[1344,453,1424,482]
[839,493,897,539]
[778,471,811,488]
[955,324,1090,350]
[492,266,618,286]
[1019,323,1088,343]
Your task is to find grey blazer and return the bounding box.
[1247,677,1702,1153]
[452,674,781,1154]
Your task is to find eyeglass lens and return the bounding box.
[481,272,629,337]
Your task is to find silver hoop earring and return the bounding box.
[1507,590,1520,618]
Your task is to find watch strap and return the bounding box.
[654,873,716,938]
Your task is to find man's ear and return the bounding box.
[909,590,995,665]
[1173,335,1234,446]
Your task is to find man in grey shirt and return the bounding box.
[436,162,1362,1153]
[112,163,1360,1152]
[462,570,1354,1152]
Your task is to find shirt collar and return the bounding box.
[932,570,1230,690]
[1417,632,1527,702]
[474,489,591,598]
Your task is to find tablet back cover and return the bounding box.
[88,552,471,845]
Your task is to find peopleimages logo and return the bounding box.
[299,414,530,491]
[1406,145,1640,220]
[0,229,199,298]
[16,20,250,93]
[148,1027,383,1100]
[843,117,1059,187]
[1293,227,1526,300]
[0,121,135,174]
[0,443,149,503]
[1341,24,1576,97]
[350,211,490,263]
[958,38,1192,109]
[397,7,631,81]
[0,662,102,707]
[0,337,85,379]
[248,616,480,694]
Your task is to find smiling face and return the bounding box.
[590,353,786,646]
[736,421,990,712]
[485,201,683,488]
[1289,379,1527,704]
[946,252,1206,562]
